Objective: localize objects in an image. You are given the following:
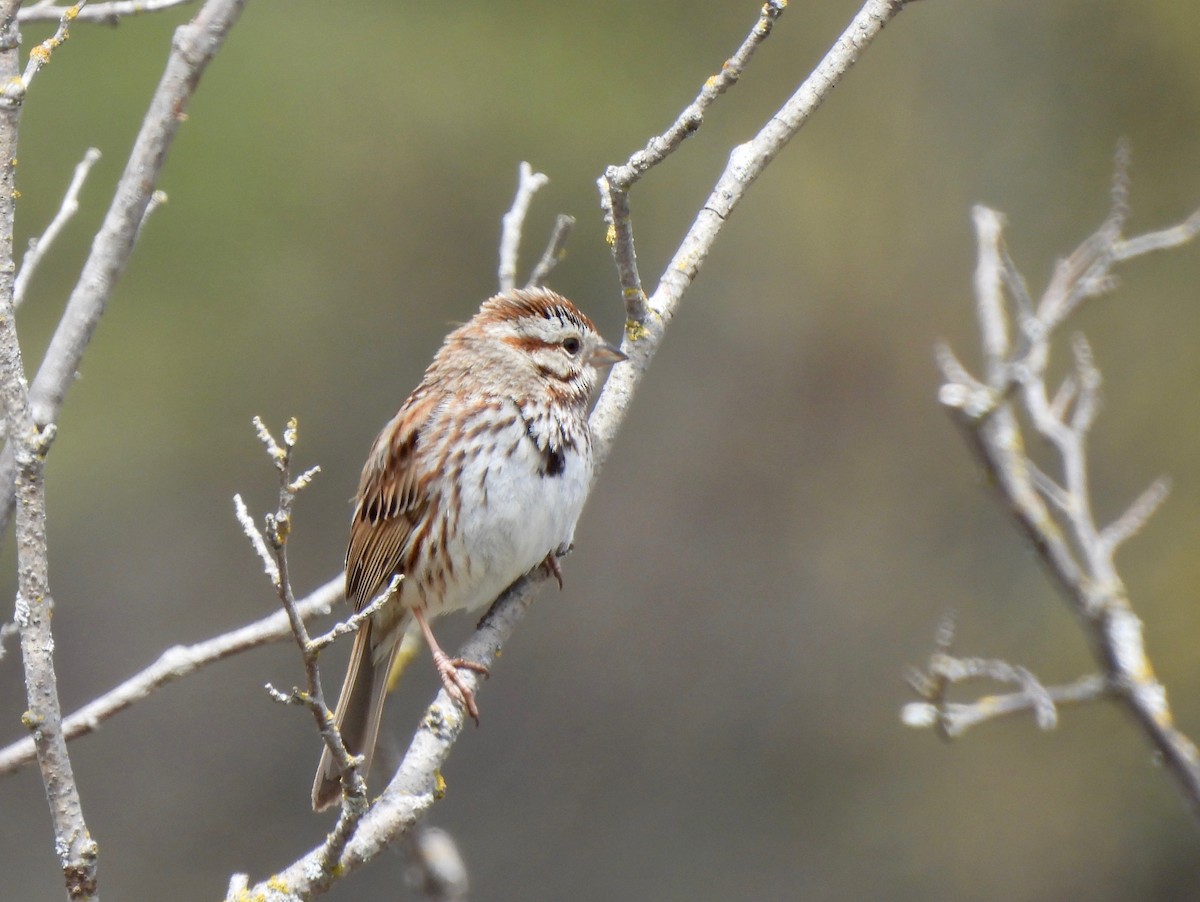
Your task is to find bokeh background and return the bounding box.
[3,1,1200,899]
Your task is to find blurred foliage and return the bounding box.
[3,1,1200,899]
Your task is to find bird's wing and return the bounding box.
[344,391,440,611]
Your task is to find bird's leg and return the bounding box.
[541,549,564,590]
[412,606,489,725]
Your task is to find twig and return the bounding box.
[234,493,280,587]
[598,0,787,325]
[10,0,89,94]
[0,575,343,776]
[903,663,1109,738]
[590,0,915,472]
[928,157,1200,824]
[0,0,248,540]
[525,213,575,289]
[135,188,168,241]
[240,418,370,877]
[308,579,396,654]
[18,0,195,24]
[498,162,549,292]
[14,147,101,310]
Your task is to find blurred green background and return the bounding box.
[3,1,1200,899]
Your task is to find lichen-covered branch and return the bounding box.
[0,2,97,895]
[908,151,1200,824]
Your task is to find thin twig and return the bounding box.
[12,0,88,93]
[405,826,469,902]
[19,0,195,24]
[242,418,369,875]
[599,0,787,325]
[0,576,343,776]
[525,213,575,289]
[234,493,280,587]
[308,577,397,654]
[498,162,549,292]
[14,147,101,310]
[903,668,1109,738]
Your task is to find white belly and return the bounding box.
[431,421,591,616]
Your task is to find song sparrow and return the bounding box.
[312,287,625,811]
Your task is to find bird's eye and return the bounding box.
[562,336,582,355]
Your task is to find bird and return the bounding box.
[312,287,625,811]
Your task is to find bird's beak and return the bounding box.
[588,342,627,367]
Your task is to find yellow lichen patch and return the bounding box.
[605,223,616,246]
[434,770,447,799]
[625,319,650,341]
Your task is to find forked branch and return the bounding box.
[907,148,1200,825]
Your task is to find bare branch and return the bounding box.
[19,0,196,24]
[308,575,398,654]
[1101,477,1172,555]
[0,0,249,539]
[240,417,373,869]
[14,147,101,310]
[972,205,1010,374]
[233,493,280,588]
[590,0,915,471]
[923,154,1200,824]
[599,0,787,325]
[525,213,575,289]
[234,567,542,899]
[498,161,549,292]
[904,668,1109,738]
[15,0,87,92]
[1113,208,1200,261]
[0,6,96,894]
[0,575,343,776]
